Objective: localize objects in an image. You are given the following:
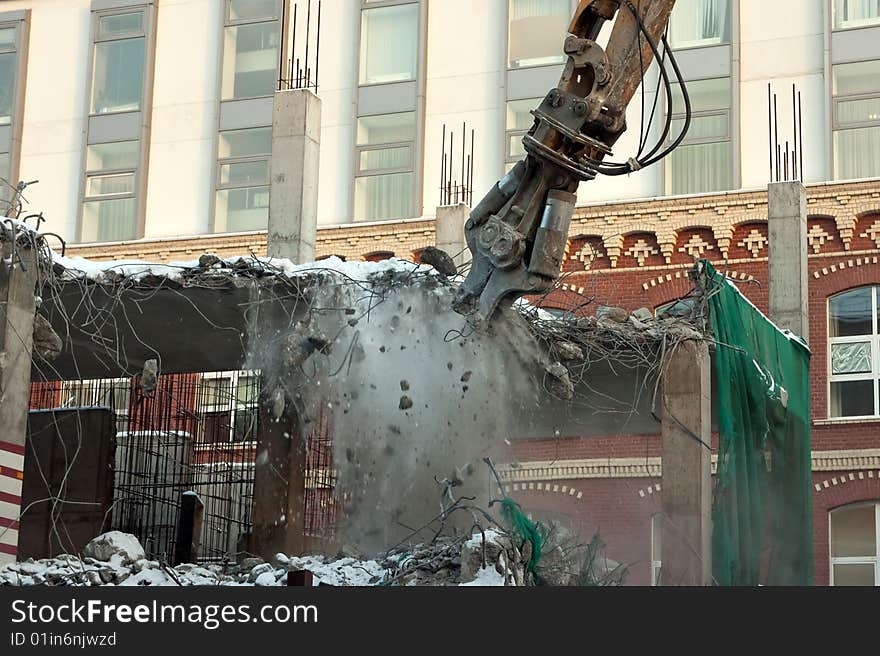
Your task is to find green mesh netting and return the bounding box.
[500,497,543,580]
[703,261,813,586]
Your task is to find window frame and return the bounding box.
[353,0,426,223]
[215,127,273,198]
[220,0,284,102]
[89,7,149,117]
[829,502,880,586]
[666,0,732,51]
[0,10,30,204]
[827,286,880,419]
[197,371,259,446]
[358,0,421,88]
[505,97,540,173]
[664,74,735,196]
[831,0,880,32]
[506,0,573,71]
[831,59,880,181]
[77,1,156,244]
[61,377,131,433]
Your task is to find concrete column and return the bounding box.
[268,88,321,264]
[0,232,37,566]
[250,387,306,561]
[435,203,471,267]
[660,340,712,586]
[768,181,809,343]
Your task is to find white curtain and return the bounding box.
[835,126,880,181]
[668,141,731,195]
[359,4,418,85]
[508,0,569,67]
[355,172,414,221]
[509,0,570,20]
[836,0,880,27]
[670,0,730,48]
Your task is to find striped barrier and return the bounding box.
[0,439,24,565]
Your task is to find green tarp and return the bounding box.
[703,261,813,586]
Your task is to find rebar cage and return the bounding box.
[28,372,338,562]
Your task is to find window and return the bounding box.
[828,286,880,418]
[355,1,423,222]
[833,60,880,181]
[833,0,880,30]
[81,3,154,243]
[359,2,418,85]
[197,372,259,445]
[651,514,663,586]
[830,502,880,586]
[666,77,733,195]
[82,140,140,242]
[221,0,281,100]
[90,10,146,115]
[505,98,537,172]
[0,13,28,201]
[508,0,570,69]
[354,112,416,221]
[61,378,130,433]
[215,127,272,232]
[668,0,730,49]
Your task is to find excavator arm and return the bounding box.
[455,0,680,323]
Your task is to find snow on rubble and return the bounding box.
[51,251,436,285]
[0,531,523,587]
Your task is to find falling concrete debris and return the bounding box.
[31,313,62,361]
[418,246,458,278]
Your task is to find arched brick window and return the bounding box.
[828,286,880,418]
[363,251,394,262]
[829,502,880,586]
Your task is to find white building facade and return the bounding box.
[0,0,876,245]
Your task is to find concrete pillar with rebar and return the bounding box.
[768,180,809,342]
[268,88,322,264]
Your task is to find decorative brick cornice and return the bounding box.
[63,180,880,267]
[500,449,880,485]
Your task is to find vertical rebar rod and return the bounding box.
[773,93,779,182]
[278,0,287,90]
[768,83,773,182]
[461,122,466,197]
[440,124,446,204]
[792,84,798,180]
[469,128,475,205]
[784,141,789,180]
[291,3,297,88]
[305,0,311,91]
[798,90,804,182]
[449,130,454,198]
[315,1,322,90]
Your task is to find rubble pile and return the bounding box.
[0,531,527,587]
